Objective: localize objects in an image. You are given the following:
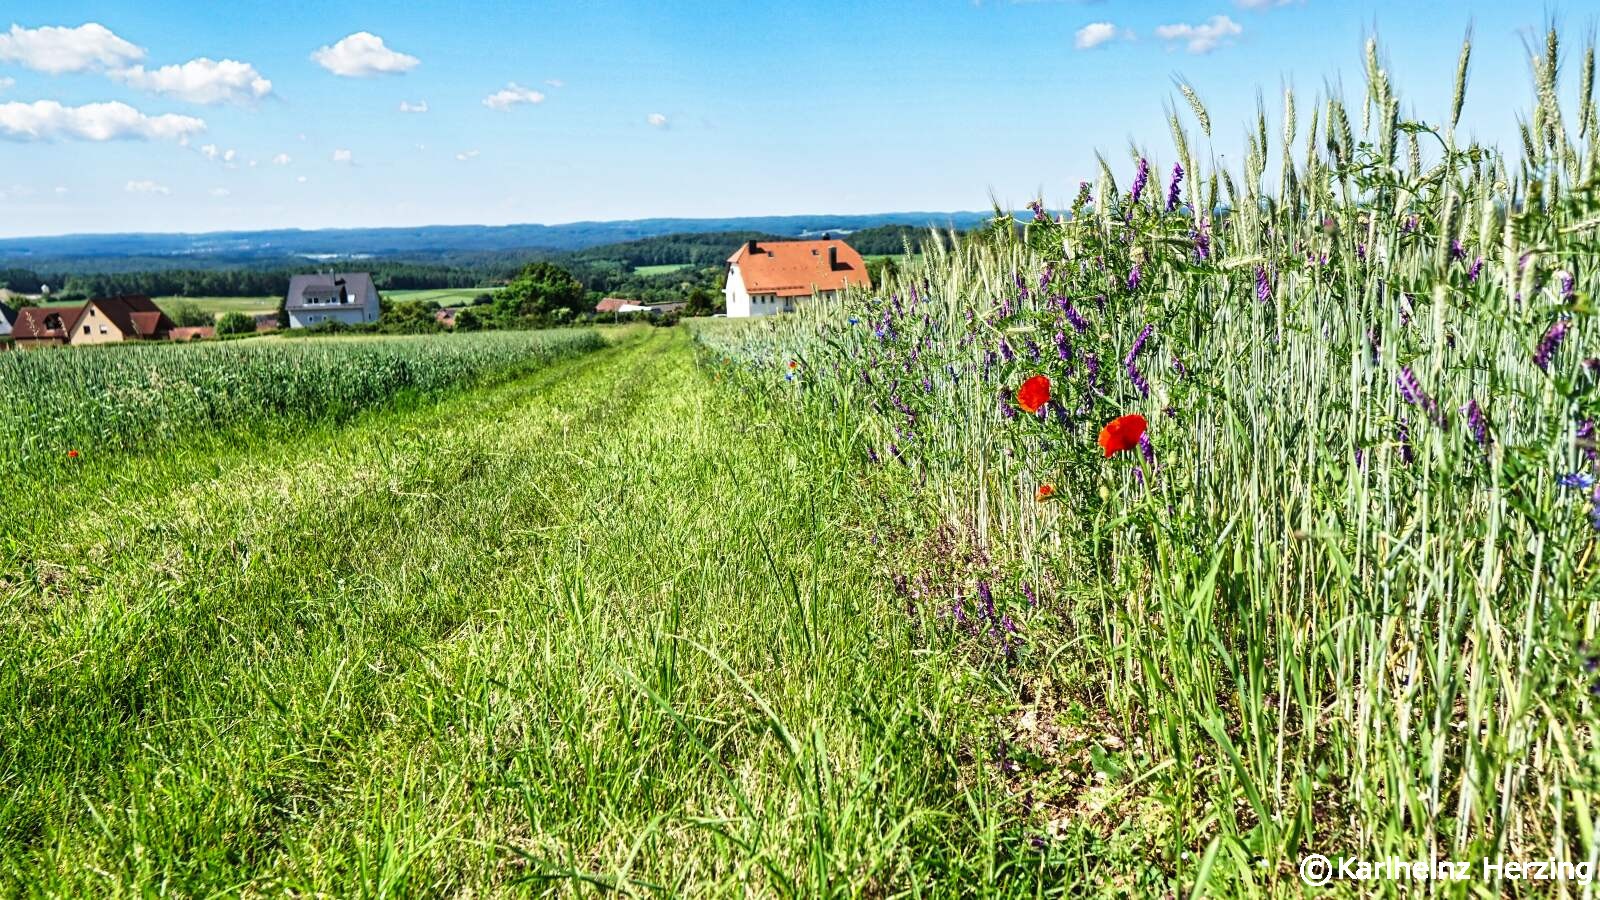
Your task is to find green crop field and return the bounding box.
[155,295,279,318]
[386,287,495,306]
[5,30,1599,899]
[632,263,690,276]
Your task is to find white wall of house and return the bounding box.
[288,280,380,328]
[724,266,753,317]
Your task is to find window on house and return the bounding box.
[83,325,90,334]
[99,325,107,334]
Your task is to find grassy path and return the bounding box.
[0,329,1032,896]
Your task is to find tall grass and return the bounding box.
[699,32,1600,892]
[0,329,605,476]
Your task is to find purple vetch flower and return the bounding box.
[1451,239,1466,261]
[1590,483,1600,532]
[1139,432,1155,466]
[1403,215,1419,234]
[867,447,880,464]
[1055,330,1071,361]
[1396,366,1446,426]
[1039,264,1054,290]
[1065,304,1090,334]
[977,581,996,620]
[1166,161,1184,211]
[1559,270,1576,300]
[1026,199,1049,223]
[1255,265,1272,303]
[1579,420,1598,464]
[998,390,1018,420]
[921,377,933,393]
[1461,399,1490,449]
[1022,583,1037,608]
[1468,258,1484,282]
[1171,354,1188,377]
[1534,317,1571,371]
[1026,338,1041,361]
[999,338,1015,362]
[1126,324,1153,363]
[1191,224,1212,262]
[1125,359,1150,397]
[1559,472,1596,490]
[1132,466,1144,487]
[1126,264,1142,293]
[1397,417,1415,465]
[1357,242,1368,262]
[1085,353,1101,393]
[889,443,905,465]
[1130,157,1150,206]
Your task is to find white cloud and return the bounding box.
[53,185,68,195]
[646,113,668,128]
[112,58,272,105]
[311,32,418,77]
[482,82,544,110]
[208,187,230,197]
[398,99,428,113]
[0,23,143,74]
[0,77,13,92]
[125,179,169,195]
[0,100,204,142]
[1074,22,1123,50]
[331,148,352,163]
[455,149,479,161]
[544,78,564,88]
[296,175,308,183]
[1155,15,1242,54]
[272,152,291,165]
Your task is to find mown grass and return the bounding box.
[697,31,1600,897]
[0,328,1118,896]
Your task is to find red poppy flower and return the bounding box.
[1035,484,1055,502]
[67,449,79,459]
[1016,375,1051,414]
[1097,414,1147,458]
[789,360,798,369]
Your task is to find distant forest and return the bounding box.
[0,225,950,305]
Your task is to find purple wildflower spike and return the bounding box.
[1065,304,1090,334]
[1166,162,1184,211]
[1055,330,1071,361]
[1130,157,1149,206]
[1461,400,1490,449]
[1255,265,1272,303]
[1126,264,1142,293]
[1534,317,1571,371]
[1125,360,1150,397]
[1397,417,1414,465]
[999,338,1015,363]
[1468,258,1483,282]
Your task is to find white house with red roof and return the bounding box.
[723,238,871,317]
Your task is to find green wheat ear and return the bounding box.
[1177,79,1212,139]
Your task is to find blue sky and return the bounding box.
[0,1,1579,238]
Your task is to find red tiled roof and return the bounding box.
[11,305,77,340]
[83,296,174,339]
[728,240,871,297]
[170,326,215,341]
[595,297,632,313]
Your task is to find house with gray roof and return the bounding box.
[0,301,15,338]
[285,273,381,328]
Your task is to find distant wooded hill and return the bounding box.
[0,212,989,273]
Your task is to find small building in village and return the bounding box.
[0,301,15,338]
[10,296,176,349]
[723,238,870,318]
[284,273,381,328]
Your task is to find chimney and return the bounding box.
[746,239,759,256]
[827,245,838,270]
